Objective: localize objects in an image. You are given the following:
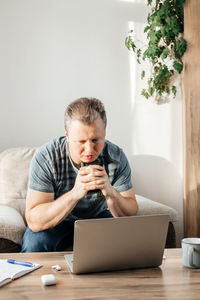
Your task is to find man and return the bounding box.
[22,97,138,252]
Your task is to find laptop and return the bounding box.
[64,214,169,274]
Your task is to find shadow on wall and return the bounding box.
[129,154,183,245]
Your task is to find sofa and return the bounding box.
[0,147,178,252]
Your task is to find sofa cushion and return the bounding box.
[136,194,178,223]
[0,147,36,220]
[0,238,21,253]
[0,205,26,246]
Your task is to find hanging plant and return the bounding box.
[125,0,187,102]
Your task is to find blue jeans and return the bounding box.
[21,209,113,253]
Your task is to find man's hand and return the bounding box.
[77,164,115,197]
[73,165,138,218]
[74,165,107,198]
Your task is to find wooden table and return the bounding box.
[1,249,200,299]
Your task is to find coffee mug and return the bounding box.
[182,238,200,268]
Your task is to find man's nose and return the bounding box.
[85,141,94,153]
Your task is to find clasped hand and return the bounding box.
[73,164,113,199]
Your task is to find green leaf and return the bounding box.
[144,26,150,33]
[165,86,170,94]
[136,49,141,63]
[141,89,150,99]
[137,49,141,57]
[148,86,155,96]
[172,85,177,97]
[147,30,158,44]
[125,36,136,52]
[141,70,145,79]
[173,61,183,73]
[175,37,187,57]
[147,0,153,6]
[161,48,170,60]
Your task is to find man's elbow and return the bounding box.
[129,198,138,216]
[26,220,42,232]
[25,212,43,232]
[133,198,138,215]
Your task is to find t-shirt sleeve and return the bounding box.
[112,150,133,192]
[28,149,54,193]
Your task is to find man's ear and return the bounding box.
[64,129,69,141]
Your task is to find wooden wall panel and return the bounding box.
[182,0,200,237]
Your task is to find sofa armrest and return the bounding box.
[0,204,26,246]
[136,194,178,223]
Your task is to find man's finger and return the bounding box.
[79,165,104,175]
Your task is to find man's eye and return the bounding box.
[92,139,98,143]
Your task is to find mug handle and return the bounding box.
[189,247,195,267]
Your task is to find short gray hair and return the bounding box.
[64,97,107,131]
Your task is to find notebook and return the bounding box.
[64,214,169,274]
[0,259,41,287]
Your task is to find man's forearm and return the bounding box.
[105,188,138,218]
[26,190,80,232]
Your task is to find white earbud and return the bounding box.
[52,264,61,271]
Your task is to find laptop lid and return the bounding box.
[71,214,169,274]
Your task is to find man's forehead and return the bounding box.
[66,119,105,140]
[68,117,105,131]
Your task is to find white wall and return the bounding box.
[0,0,183,245]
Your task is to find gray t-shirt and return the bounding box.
[28,136,133,220]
